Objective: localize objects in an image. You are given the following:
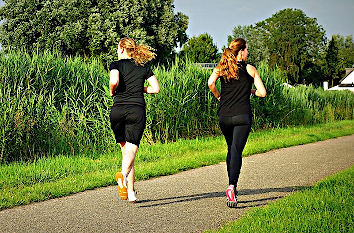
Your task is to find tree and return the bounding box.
[180,33,219,63]
[333,34,354,68]
[256,8,326,84]
[325,36,345,87]
[175,12,189,48]
[227,25,269,67]
[0,0,189,64]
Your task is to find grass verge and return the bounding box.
[206,165,354,233]
[1,120,354,210]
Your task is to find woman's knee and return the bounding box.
[125,142,139,156]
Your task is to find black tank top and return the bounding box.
[218,62,254,117]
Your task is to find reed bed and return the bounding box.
[144,57,219,143]
[0,50,353,163]
[0,50,113,162]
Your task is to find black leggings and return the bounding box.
[219,114,252,186]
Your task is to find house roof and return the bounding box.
[339,70,354,84]
[327,68,354,92]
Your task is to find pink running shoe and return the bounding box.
[226,185,238,208]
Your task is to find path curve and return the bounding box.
[1,135,354,233]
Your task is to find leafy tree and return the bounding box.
[180,33,219,63]
[0,0,189,64]
[333,34,354,68]
[325,36,345,87]
[175,12,189,48]
[228,25,269,67]
[256,8,326,84]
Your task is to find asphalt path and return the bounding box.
[1,135,354,233]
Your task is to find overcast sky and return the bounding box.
[0,0,353,51]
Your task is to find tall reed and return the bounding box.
[0,51,353,163]
[144,57,219,143]
[0,50,113,162]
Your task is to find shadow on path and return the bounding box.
[239,186,304,195]
[237,196,282,209]
[137,186,305,208]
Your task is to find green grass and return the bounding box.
[207,165,354,233]
[1,120,353,210]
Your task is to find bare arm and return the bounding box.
[207,68,221,101]
[247,64,266,97]
[144,75,160,94]
[109,69,119,97]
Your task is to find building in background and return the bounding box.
[328,68,354,92]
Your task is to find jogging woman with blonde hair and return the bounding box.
[109,37,160,202]
[208,38,266,208]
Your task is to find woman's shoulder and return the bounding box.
[245,63,256,70]
[245,64,257,78]
[110,59,136,70]
[109,61,120,71]
[212,66,222,76]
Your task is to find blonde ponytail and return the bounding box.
[119,38,156,66]
[132,44,156,66]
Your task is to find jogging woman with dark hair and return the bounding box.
[109,37,160,203]
[208,38,266,208]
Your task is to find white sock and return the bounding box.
[128,190,137,202]
[121,172,128,187]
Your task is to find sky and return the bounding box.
[173,0,354,50]
[0,0,353,51]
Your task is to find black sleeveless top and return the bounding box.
[218,62,254,117]
[109,59,154,106]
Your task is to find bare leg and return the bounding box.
[127,166,135,192]
[119,142,126,157]
[120,142,138,190]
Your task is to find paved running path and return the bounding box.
[1,135,354,233]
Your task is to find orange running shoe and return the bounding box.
[115,172,128,200]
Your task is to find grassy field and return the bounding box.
[207,165,354,233]
[1,120,353,210]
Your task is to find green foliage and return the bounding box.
[333,34,354,68]
[256,8,326,84]
[228,25,269,67]
[0,50,353,163]
[175,12,189,48]
[251,62,353,129]
[228,9,326,84]
[325,36,346,87]
[0,49,112,162]
[180,33,219,63]
[145,57,219,143]
[0,0,188,64]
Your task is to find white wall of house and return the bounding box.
[328,70,354,92]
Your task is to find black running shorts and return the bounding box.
[109,104,146,146]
